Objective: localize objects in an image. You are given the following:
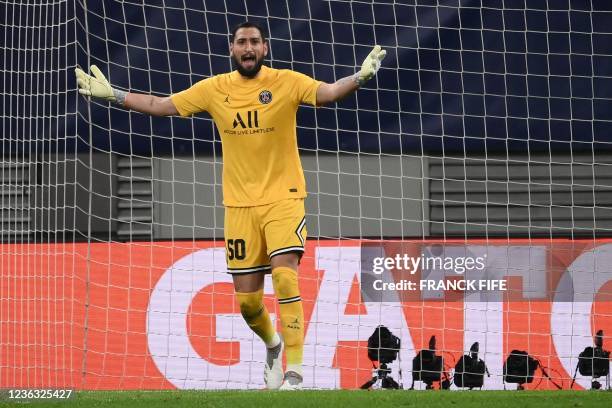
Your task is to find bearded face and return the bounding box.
[232,50,265,78]
[230,27,268,78]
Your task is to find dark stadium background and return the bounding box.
[51,0,608,156]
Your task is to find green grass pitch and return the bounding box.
[4,390,612,408]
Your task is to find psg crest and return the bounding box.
[259,90,272,104]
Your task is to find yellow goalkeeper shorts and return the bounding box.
[224,198,307,274]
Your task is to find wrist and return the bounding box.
[355,72,365,87]
[112,88,127,105]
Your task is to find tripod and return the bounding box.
[360,363,401,390]
[570,364,611,390]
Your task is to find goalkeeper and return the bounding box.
[75,22,385,390]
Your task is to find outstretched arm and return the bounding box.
[316,45,386,106]
[123,93,178,116]
[316,73,361,106]
[75,65,178,116]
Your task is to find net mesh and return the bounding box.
[1,0,611,390]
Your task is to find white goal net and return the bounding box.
[1,0,612,391]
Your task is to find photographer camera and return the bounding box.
[571,329,610,390]
[454,342,490,389]
[504,350,562,390]
[360,325,402,390]
[411,335,450,390]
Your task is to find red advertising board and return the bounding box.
[1,240,611,390]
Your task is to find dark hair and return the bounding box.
[230,22,267,43]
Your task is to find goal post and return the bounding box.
[2,0,612,391]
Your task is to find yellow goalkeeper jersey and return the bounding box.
[171,65,322,207]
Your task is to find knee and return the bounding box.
[235,290,264,319]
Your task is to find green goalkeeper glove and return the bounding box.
[75,65,126,105]
[357,45,387,86]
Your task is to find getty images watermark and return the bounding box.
[360,243,507,302]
